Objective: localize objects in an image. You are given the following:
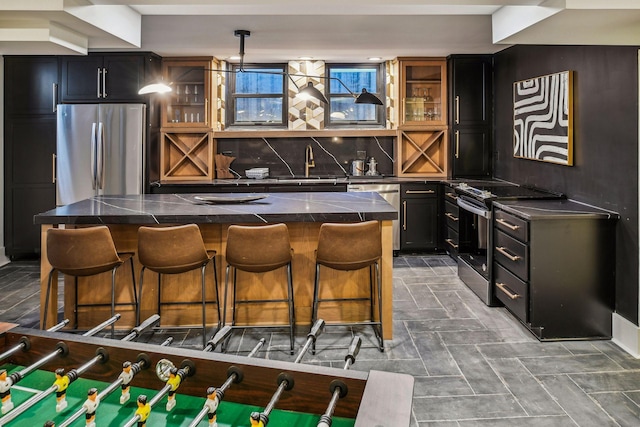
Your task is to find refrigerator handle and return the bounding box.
[97,122,105,190]
[52,153,56,184]
[102,68,108,98]
[91,123,98,190]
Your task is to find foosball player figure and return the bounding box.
[135,394,151,427]
[44,422,55,427]
[165,367,182,411]
[250,411,265,427]
[204,386,220,427]
[0,369,14,414]
[119,361,134,404]
[82,387,100,427]
[53,368,70,412]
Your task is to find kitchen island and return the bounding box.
[34,192,397,339]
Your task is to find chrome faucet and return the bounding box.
[304,144,315,177]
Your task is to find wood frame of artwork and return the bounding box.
[513,70,573,166]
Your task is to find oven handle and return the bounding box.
[457,197,490,219]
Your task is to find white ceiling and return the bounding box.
[1,1,640,61]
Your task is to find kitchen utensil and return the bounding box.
[366,157,379,176]
[351,159,365,176]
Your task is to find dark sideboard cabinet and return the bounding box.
[493,200,618,340]
[4,56,58,258]
[448,55,492,178]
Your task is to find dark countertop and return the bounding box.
[150,176,442,187]
[34,192,398,225]
[494,199,620,220]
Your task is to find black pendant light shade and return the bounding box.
[298,81,330,104]
[355,88,383,105]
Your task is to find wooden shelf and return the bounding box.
[397,129,448,178]
[160,131,214,180]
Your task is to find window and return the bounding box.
[227,64,287,127]
[325,63,385,127]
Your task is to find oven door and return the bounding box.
[456,195,494,305]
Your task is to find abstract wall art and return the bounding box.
[513,70,573,166]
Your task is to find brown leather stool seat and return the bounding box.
[224,223,295,353]
[312,221,384,351]
[44,226,137,338]
[137,224,220,348]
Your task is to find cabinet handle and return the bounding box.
[496,246,520,261]
[455,130,460,159]
[402,200,407,231]
[496,218,520,231]
[445,192,458,201]
[405,190,435,194]
[445,238,458,249]
[52,83,58,113]
[445,212,459,222]
[52,153,56,184]
[97,68,102,98]
[496,282,521,300]
[102,68,107,98]
[455,95,460,124]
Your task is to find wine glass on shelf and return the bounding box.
[424,88,433,102]
[184,85,191,103]
[175,85,181,104]
[193,85,198,103]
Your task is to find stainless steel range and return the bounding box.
[453,181,563,305]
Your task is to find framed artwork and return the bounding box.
[513,70,573,166]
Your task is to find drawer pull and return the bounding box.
[406,190,435,194]
[445,192,458,201]
[496,282,521,300]
[496,218,520,231]
[445,239,458,249]
[496,246,520,261]
[445,212,459,222]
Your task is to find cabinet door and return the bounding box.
[4,116,56,257]
[102,55,147,102]
[450,56,492,127]
[401,184,439,251]
[4,56,59,115]
[60,56,104,102]
[161,59,213,128]
[452,127,491,178]
[399,59,447,127]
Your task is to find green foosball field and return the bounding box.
[1,364,355,426]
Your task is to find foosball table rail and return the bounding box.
[0,326,414,425]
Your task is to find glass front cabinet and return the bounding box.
[161,57,214,128]
[399,58,447,127]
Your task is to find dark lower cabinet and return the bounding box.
[400,183,439,251]
[493,200,617,340]
[452,127,491,178]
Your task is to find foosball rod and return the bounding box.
[187,337,267,427]
[255,319,325,426]
[0,314,121,390]
[122,358,195,427]
[0,319,70,364]
[316,336,362,427]
[57,333,174,427]
[0,314,158,426]
[202,325,232,352]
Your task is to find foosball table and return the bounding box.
[0,323,413,426]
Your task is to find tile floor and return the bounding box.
[1,255,640,426]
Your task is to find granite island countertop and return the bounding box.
[34,192,398,225]
[493,199,620,220]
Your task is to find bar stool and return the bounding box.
[137,224,220,348]
[223,223,295,354]
[311,221,384,352]
[43,226,137,338]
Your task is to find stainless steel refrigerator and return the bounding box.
[56,103,145,206]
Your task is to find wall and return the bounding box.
[493,45,639,327]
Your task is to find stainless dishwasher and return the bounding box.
[347,183,400,252]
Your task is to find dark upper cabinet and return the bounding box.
[4,56,58,115]
[60,53,160,103]
[448,54,493,178]
[400,183,440,251]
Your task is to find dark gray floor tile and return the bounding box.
[412,331,460,376]
[477,342,571,359]
[385,320,420,359]
[568,370,640,393]
[561,341,603,355]
[413,394,524,421]
[590,392,640,427]
[626,391,640,405]
[522,354,625,375]
[456,416,577,426]
[591,341,640,370]
[487,357,564,416]
[538,374,621,427]
[447,345,508,394]
[406,285,443,309]
[417,421,459,427]
[405,318,487,333]
[396,308,451,321]
[413,375,472,397]
[439,329,531,346]
[433,290,476,319]
[351,358,427,376]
